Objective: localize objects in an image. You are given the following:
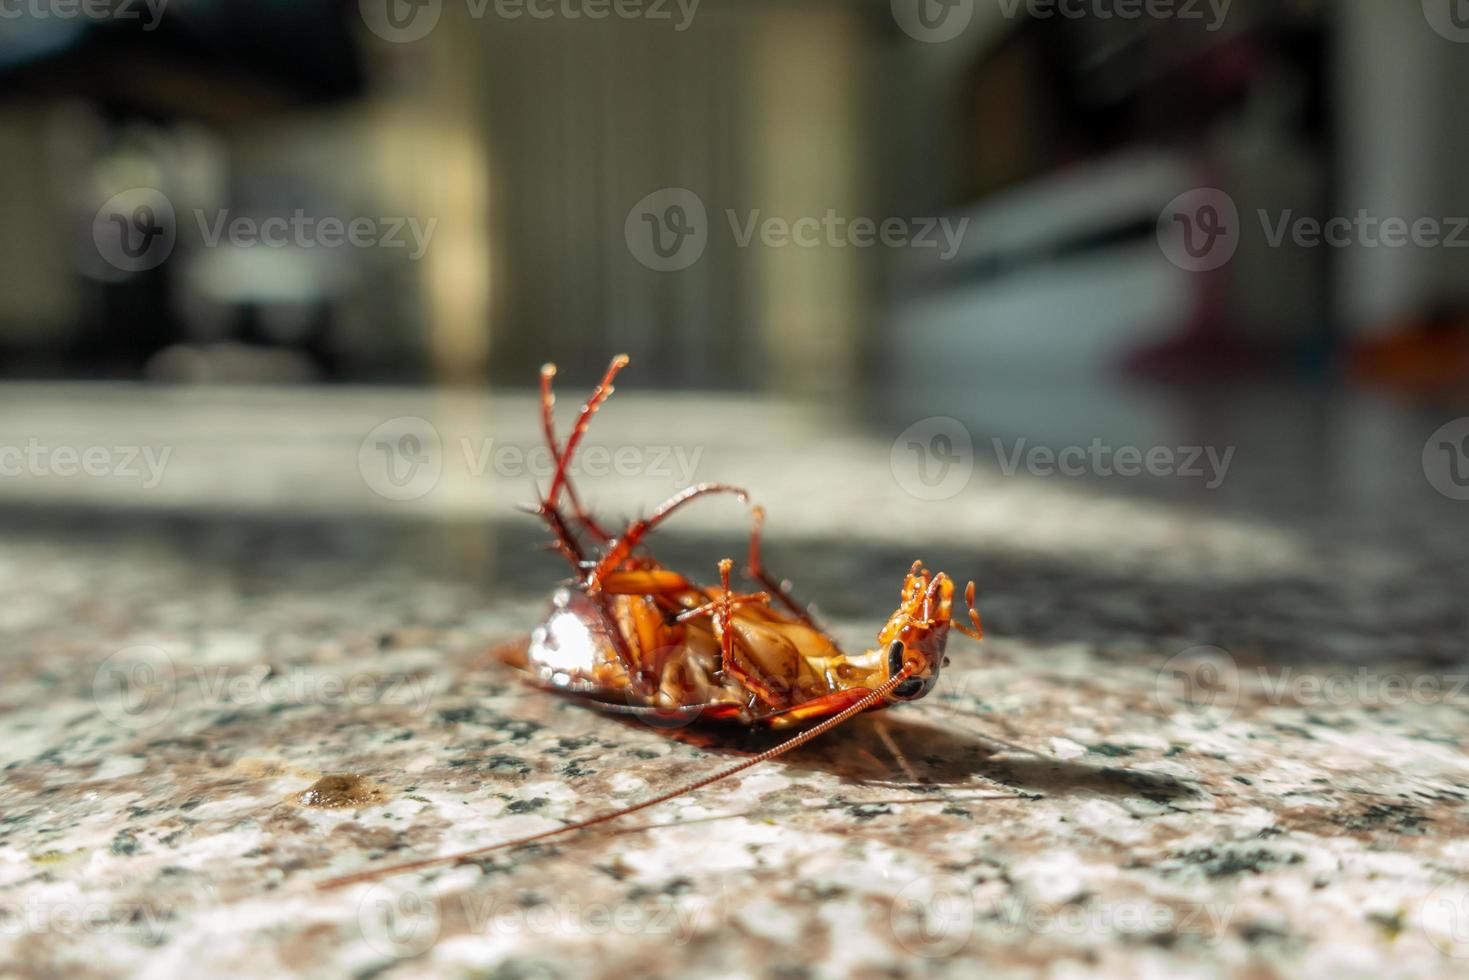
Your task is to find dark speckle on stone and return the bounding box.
[848,803,892,821]
[110,831,139,856]
[506,797,548,814]
[1174,847,1303,879]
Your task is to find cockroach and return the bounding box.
[319,355,983,890]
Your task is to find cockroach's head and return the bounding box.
[877,564,982,704]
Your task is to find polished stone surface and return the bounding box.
[1,383,1467,979]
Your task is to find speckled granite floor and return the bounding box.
[1,385,1468,979]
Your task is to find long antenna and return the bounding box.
[316,665,914,891]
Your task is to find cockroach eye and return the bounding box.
[887,640,905,678]
[892,679,925,699]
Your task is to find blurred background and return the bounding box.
[0,0,1466,659]
[4,0,1469,390]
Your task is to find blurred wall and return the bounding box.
[1336,0,1469,335]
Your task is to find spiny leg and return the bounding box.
[530,354,632,574]
[539,363,611,544]
[744,505,833,639]
[671,558,769,624]
[684,559,787,709]
[520,499,585,573]
[586,483,749,591]
[545,354,629,509]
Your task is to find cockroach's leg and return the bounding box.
[952,580,985,642]
[586,483,749,591]
[699,559,787,709]
[713,559,737,678]
[545,354,629,509]
[758,686,881,729]
[873,718,924,787]
[314,663,918,891]
[743,505,833,638]
[524,499,585,572]
[539,363,610,544]
[671,591,768,625]
[597,569,694,596]
[669,559,768,624]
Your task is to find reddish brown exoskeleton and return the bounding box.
[318,355,982,889]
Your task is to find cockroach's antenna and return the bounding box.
[314,663,916,892]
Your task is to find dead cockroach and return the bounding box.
[318,355,982,890]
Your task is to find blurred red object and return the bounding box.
[1350,311,1469,393]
